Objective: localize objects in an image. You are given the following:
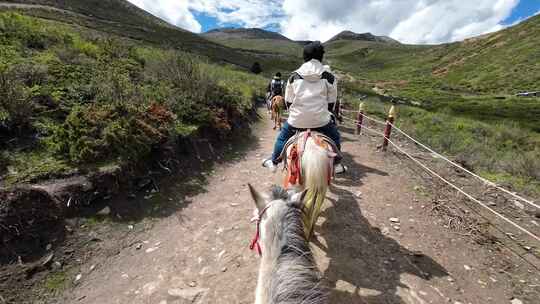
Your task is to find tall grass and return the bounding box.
[344,93,540,196]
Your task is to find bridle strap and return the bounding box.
[249,203,274,256]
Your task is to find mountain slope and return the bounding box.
[331,14,540,96]
[0,0,299,73]
[204,27,292,41]
[326,31,400,44]
[203,27,303,57]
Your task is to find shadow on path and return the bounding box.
[316,152,448,303]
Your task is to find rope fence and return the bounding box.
[339,106,539,209]
[337,106,540,247]
[358,123,540,243]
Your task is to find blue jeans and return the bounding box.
[271,121,341,164]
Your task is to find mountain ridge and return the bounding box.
[325,30,401,44]
[203,27,293,41]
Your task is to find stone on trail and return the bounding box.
[146,247,159,253]
[510,299,523,304]
[513,200,525,210]
[389,217,400,223]
[168,288,208,303]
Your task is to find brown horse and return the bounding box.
[271,95,284,130]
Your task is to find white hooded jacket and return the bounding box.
[285,59,338,129]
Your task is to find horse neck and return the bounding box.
[256,206,326,304]
[255,207,285,304]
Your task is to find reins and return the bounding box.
[249,203,274,256]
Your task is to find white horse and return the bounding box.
[283,131,336,240]
[248,184,327,304]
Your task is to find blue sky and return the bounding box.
[128,0,540,44]
[503,0,540,24]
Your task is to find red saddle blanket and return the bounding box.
[283,131,336,188]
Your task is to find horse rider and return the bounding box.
[262,41,347,174]
[266,72,284,110]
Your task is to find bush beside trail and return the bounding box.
[0,12,265,185]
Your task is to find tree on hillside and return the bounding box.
[250,62,262,74]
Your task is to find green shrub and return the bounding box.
[0,68,34,134]
[0,12,265,183]
[48,102,176,163]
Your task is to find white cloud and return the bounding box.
[188,0,283,29]
[281,0,520,44]
[128,0,202,32]
[127,0,525,44]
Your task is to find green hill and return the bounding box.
[0,0,299,73]
[203,28,303,57]
[330,15,540,97]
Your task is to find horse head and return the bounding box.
[248,184,307,255]
[248,184,327,304]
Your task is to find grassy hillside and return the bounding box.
[341,91,540,196]
[204,37,303,58]
[331,15,540,97]
[0,12,266,185]
[203,28,303,58]
[0,0,299,74]
[334,17,540,196]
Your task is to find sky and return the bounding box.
[127,0,540,44]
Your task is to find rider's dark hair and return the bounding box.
[303,41,325,62]
[275,72,282,78]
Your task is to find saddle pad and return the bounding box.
[278,131,342,168]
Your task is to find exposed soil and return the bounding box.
[2,109,540,304]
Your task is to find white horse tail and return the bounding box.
[301,137,331,239]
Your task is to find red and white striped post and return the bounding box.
[382,105,396,151]
[356,102,365,134]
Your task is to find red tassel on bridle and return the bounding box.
[249,203,273,256]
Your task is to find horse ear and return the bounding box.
[290,189,308,203]
[248,184,267,211]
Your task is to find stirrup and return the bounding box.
[335,163,347,174]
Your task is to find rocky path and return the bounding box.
[55,111,538,304]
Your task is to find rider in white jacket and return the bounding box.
[263,41,345,173]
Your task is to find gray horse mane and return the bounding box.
[269,186,328,304]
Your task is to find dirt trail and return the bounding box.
[52,111,538,304]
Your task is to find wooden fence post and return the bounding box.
[382,105,396,151]
[356,102,365,134]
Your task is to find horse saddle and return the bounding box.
[277,131,342,168]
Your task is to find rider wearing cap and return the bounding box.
[263,41,346,174]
